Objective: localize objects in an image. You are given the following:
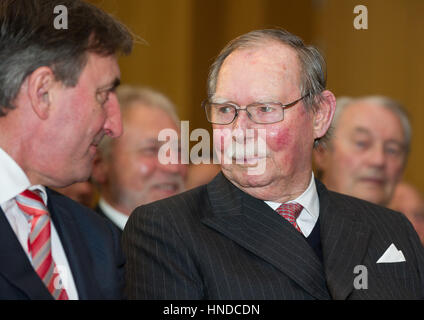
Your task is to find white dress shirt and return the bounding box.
[0,148,79,299]
[98,197,129,231]
[265,173,319,237]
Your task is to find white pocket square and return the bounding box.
[376,243,406,263]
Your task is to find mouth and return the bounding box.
[224,141,268,164]
[89,134,105,152]
[231,156,266,166]
[359,177,385,185]
[89,142,99,153]
[151,183,180,194]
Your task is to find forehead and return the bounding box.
[123,103,179,136]
[336,102,405,141]
[214,42,301,102]
[79,53,120,88]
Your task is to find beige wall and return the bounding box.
[89,0,424,193]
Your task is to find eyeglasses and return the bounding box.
[203,94,309,125]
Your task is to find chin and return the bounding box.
[223,166,274,189]
[355,191,386,206]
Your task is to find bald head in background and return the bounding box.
[314,96,410,207]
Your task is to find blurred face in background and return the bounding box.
[95,103,187,215]
[315,102,407,206]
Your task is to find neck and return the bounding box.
[101,191,132,216]
[225,170,312,203]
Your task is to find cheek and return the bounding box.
[266,126,293,152]
[385,160,404,181]
[115,153,156,184]
[331,142,359,170]
[212,127,233,152]
[135,157,156,178]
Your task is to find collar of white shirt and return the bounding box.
[264,173,319,237]
[0,147,31,204]
[0,147,49,206]
[98,197,129,231]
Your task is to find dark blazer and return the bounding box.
[123,173,424,300]
[95,204,123,237]
[0,188,125,300]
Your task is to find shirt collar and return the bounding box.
[98,197,129,230]
[264,172,319,220]
[0,147,31,204]
[0,147,48,206]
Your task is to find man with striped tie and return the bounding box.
[123,29,424,299]
[0,0,133,299]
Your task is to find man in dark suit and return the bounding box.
[123,29,424,299]
[0,0,133,299]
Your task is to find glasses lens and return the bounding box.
[247,103,284,123]
[206,103,236,124]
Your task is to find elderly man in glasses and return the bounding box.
[123,29,424,300]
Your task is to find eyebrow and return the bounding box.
[98,78,121,92]
[353,127,370,134]
[353,127,406,146]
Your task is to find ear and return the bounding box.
[26,66,56,120]
[312,90,336,140]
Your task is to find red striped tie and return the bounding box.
[15,190,69,300]
[276,202,303,233]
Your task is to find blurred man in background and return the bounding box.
[314,96,410,207]
[92,85,187,231]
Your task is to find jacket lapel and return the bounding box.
[202,174,331,300]
[0,207,53,299]
[47,189,102,299]
[316,180,371,300]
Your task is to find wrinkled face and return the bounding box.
[211,43,319,199]
[39,53,122,187]
[320,103,407,206]
[106,105,187,211]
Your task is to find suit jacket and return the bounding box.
[122,173,424,300]
[0,188,125,300]
[95,204,123,237]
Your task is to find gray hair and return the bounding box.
[98,85,180,159]
[332,96,412,152]
[0,0,133,116]
[208,28,326,111]
[207,28,328,145]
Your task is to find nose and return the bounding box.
[367,144,386,168]
[103,93,123,138]
[156,141,187,176]
[232,108,253,143]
